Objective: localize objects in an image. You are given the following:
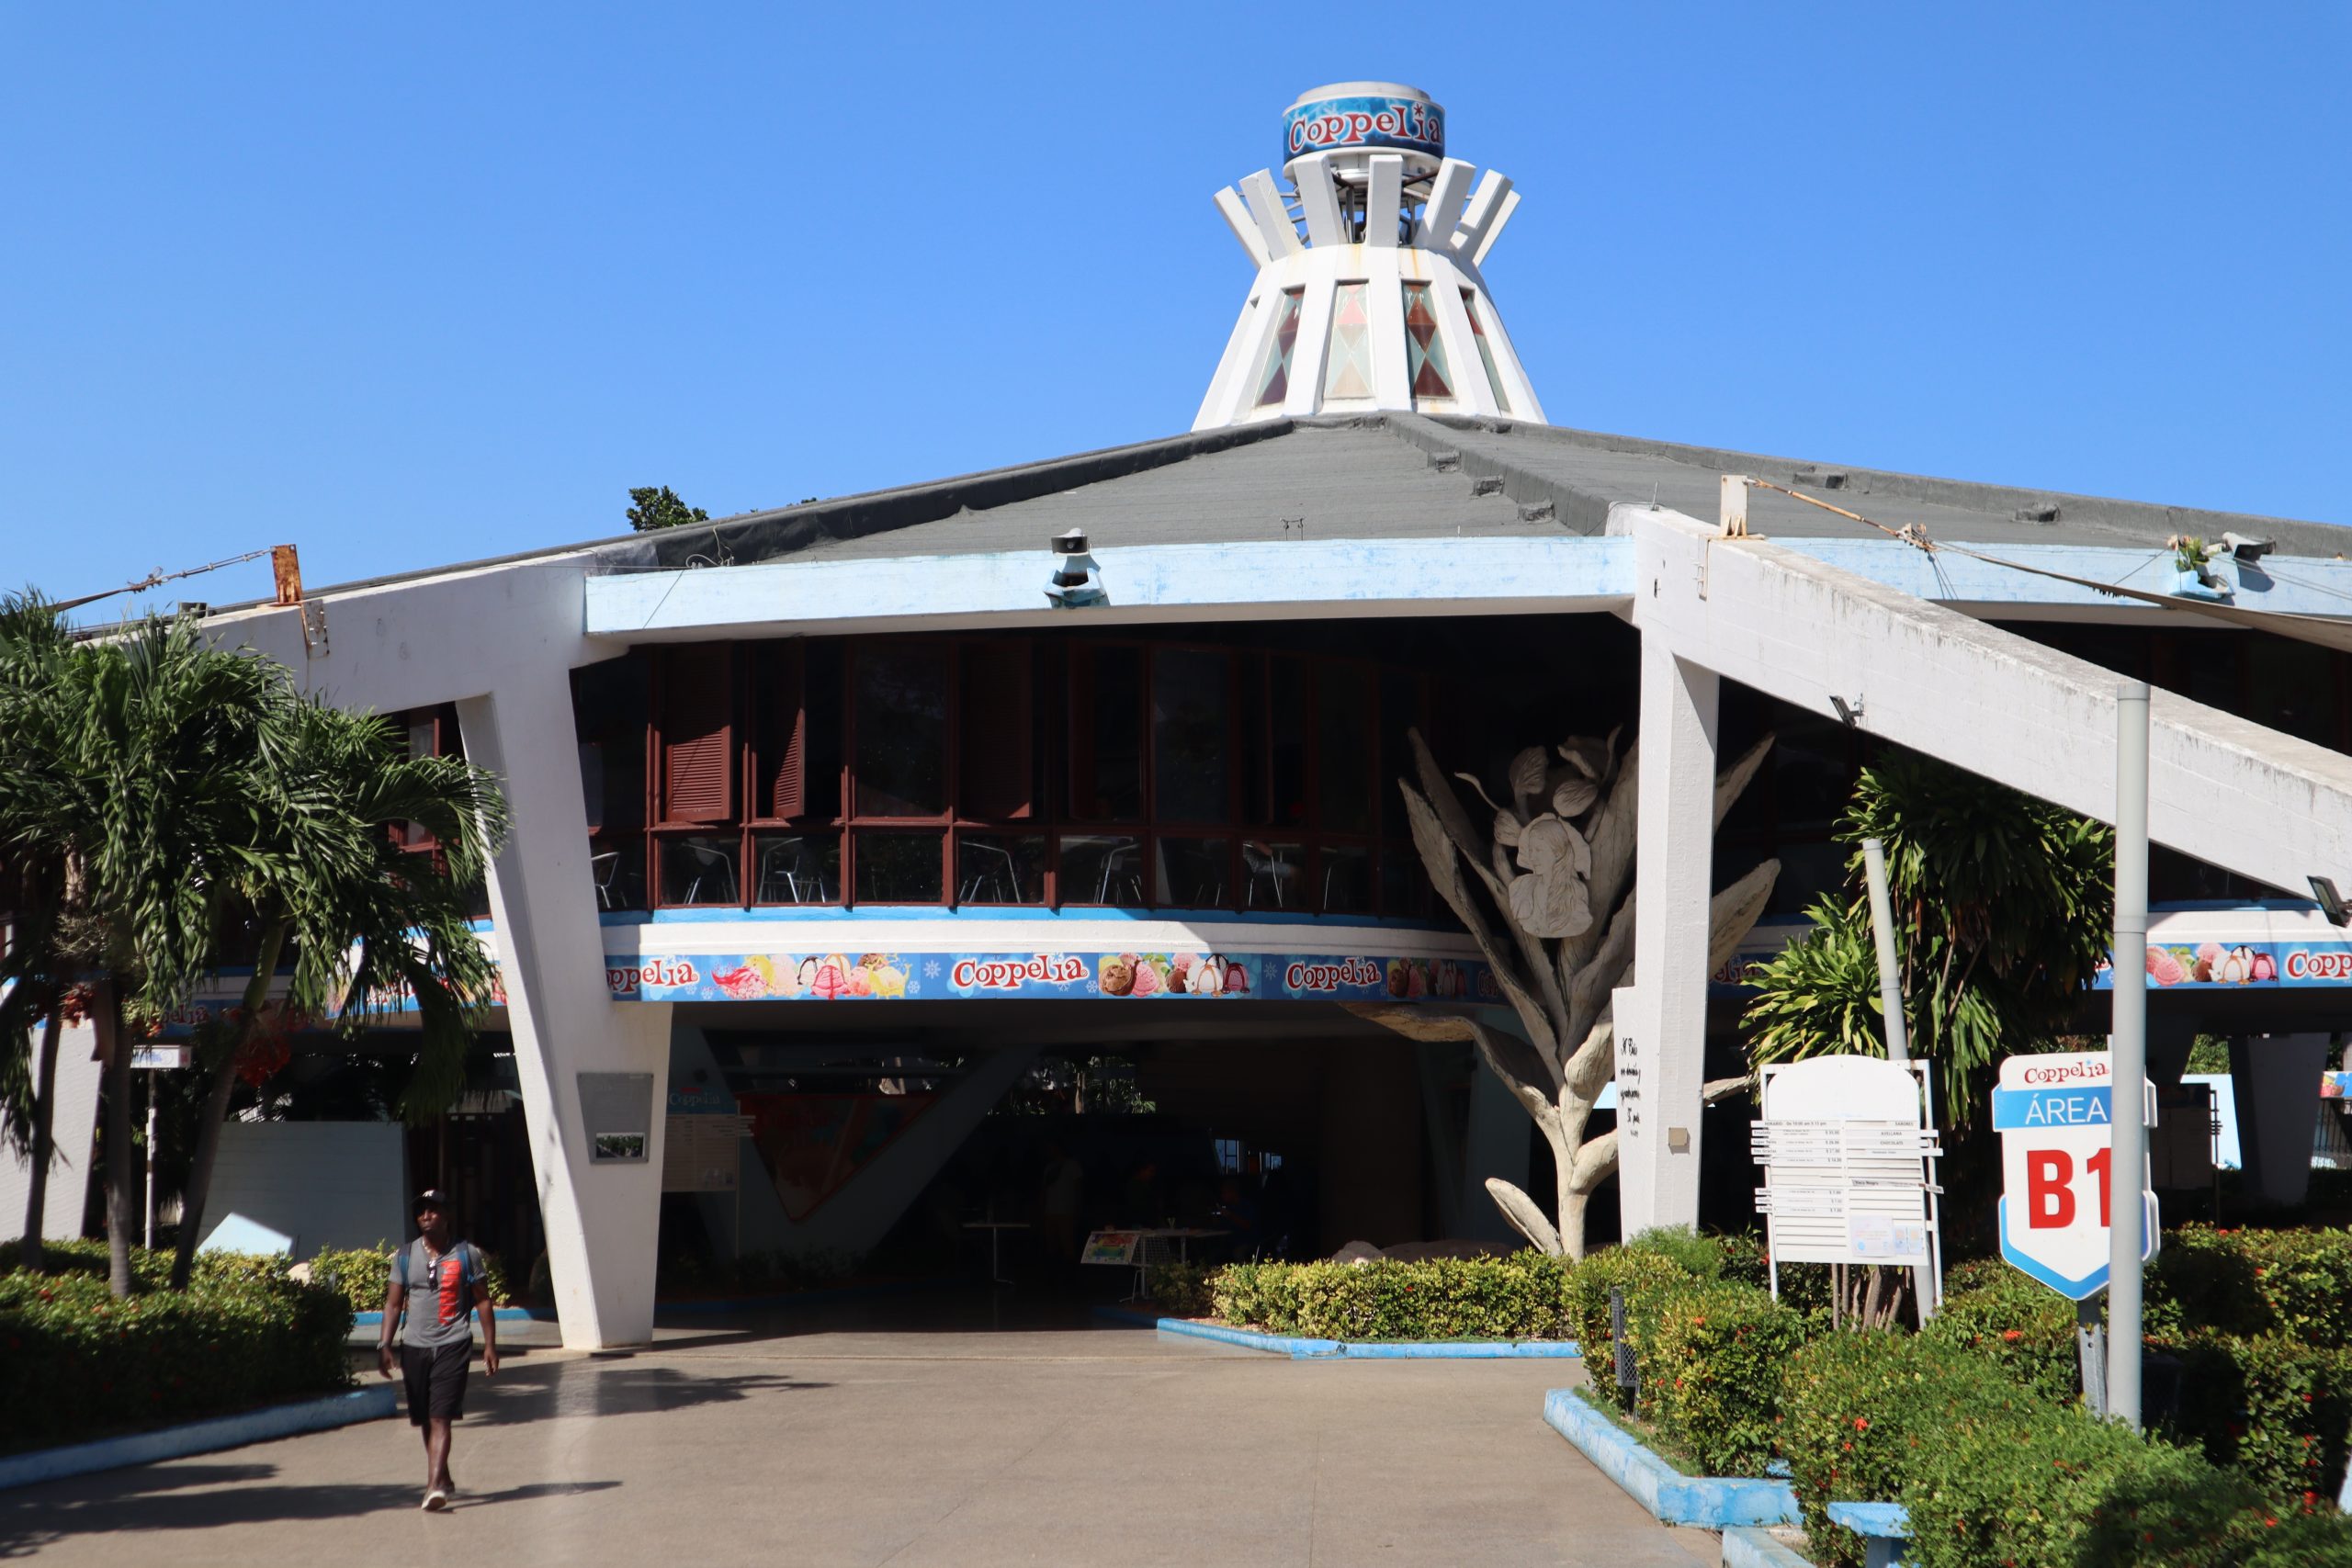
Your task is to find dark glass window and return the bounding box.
[1061,833,1144,905]
[1321,846,1373,915]
[1238,653,1270,824]
[1244,840,1306,910]
[1153,648,1230,823]
[1157,838,1231,908]
[661,835,741,906]
[803,641,844,822]
[1070,647,1145,821]
[752,832,838,904]
[956,834,1046,905]
[1270,658,1308,827]
[1379,671,1419,837]
[854,645,948,818]
[854,831,944,903]
[1317,665,1374,834]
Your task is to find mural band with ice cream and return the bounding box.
[603,949,1493,1002]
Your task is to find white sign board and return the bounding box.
[1993,1051,2157,1300]
[1753,1056,1942,1279]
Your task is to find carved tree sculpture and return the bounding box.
[1396,726,1781,1258]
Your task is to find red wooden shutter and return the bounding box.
[959,642,1033,818]
[765,644,808,819]
[660,646,735,824]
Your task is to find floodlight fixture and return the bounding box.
[1830,694,1863,728]
[2312,875,2350,928]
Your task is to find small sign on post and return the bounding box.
[1993,1051,2158,1300]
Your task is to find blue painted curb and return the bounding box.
[1543,1386,1799,1528]
[1144,1314,1579,1360]
[0,1386,398,1492]
[1721,1527,1818,1568]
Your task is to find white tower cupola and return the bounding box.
[1193,83,1544,430]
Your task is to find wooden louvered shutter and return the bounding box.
[763,644,808,819]
[959,642,1033,818]
[660,645,735,824]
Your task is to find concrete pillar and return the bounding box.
[458,678,673,1348]
[2230,1032,2328,1209]
[1611,638,1720,1236]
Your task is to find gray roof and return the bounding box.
[246,412,2349,608]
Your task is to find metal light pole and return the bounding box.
[2109,681,2151,1430]
[1861,837,1936,1320]
[1861,839,1908,1065]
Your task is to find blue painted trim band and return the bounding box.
[1148,1315,1578,1359]
[0,1386,397,1492]
[621,905,1456,931]
[353,1306,552,1327]
[1542,1386,1799,1529]
[1721,1527,1821,1568]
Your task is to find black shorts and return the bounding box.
[401,1341,471,1425]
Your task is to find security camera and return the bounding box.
[2224,532,2275,562]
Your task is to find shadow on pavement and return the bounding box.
[463,1362,832,1426]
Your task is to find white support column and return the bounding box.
[1611,637,1721,1236]
[458,677,673,1349]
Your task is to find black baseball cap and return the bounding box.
[414,1189,454,1213]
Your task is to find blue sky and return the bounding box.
[3,5,2346,615]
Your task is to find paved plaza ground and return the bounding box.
[1,1295,1717,1566]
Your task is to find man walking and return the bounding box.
[378,1189,499,1511]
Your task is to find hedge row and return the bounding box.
[1208,1253,1577,1342]
[0,1242,353,1453]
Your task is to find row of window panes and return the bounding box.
[1250,283,1510,411]
[591,829,1426,916]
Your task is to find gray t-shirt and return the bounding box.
[393,1237,483,1350]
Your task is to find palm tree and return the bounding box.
[168,695,507,1290]
[1746,751,2115,1119]
[0,592,90,1274]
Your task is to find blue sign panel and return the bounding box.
[1990,1086,2115,1131]
[605,950,1495,1005]
[1283,94,1444,164]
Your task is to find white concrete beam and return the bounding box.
[1623,504,2352,899]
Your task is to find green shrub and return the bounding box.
[2151,1225,2352,1348]
[1711,1231,1834,1314]
[1566,1246,1701,1354]
[1625,1225,1725,1279]
[1626,1278,1809,1476]
[1781,1330,2043,1568]
[1207,1253,1573,1341]
[1919,1269,2082,1404]
[2169,1333,2352,1509]
[1147,1261,1214,1317]
[0,1252,353,1453]
[1903,1400,2352,1568]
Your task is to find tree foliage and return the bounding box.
[0,601,508,1294]
[1745,751,2114,1118]
[626,485,708,532]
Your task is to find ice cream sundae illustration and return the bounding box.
[1099,953,1137,997]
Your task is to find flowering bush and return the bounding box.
[0,1246,352,1452]
[1918,1268,2082,1404]
[1625,1279,1808,1476]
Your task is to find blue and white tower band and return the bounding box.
[1194,82,1545,430]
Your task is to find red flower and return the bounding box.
[2001,1329,2023,1342]
[1854,1417,1870,1431]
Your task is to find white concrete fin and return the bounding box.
[1238,169,1305,259]
[1419,158,1476,247]
[1365,153,1404,249]
[1295,164,1346,247]
[1453,170,1513,255]
[1471,187,1521,267]
[1214,186,1272,267]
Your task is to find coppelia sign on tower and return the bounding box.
[1281,83,1444,176]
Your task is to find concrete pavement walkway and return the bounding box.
[2,1298,1716,1566]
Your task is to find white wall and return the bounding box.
[0,1022,100,1243]
[198,1120,408,1259]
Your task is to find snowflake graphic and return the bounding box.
[924,960,944,979]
